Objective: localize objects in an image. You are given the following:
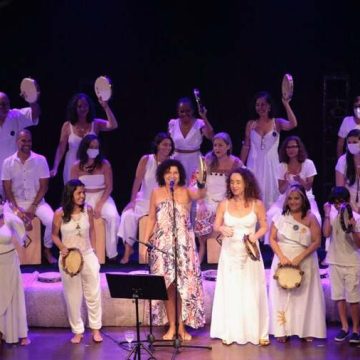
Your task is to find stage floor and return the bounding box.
[1,324,359,360]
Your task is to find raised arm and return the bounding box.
[198,107,214,140]
[277,98,297,131]
[95,98,118,131]
[30,102,41,123]
[51,122,70,177]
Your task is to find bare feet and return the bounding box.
[20,337,31,346]
[70,333,84,344]
[92,329,103,343]
[162,327,176,340]
[44,248,57,264]
[259,338,271,346]
[178,325,192,341]
[120,243,134,264]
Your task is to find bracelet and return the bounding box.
[197,181,206,189]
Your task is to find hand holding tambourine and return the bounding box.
[281,73,293,102]
[20,78,40,104]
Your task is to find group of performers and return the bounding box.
[0,87,359,347]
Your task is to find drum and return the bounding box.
[281,73,294,101]
[37,272,62,283]
[94,76,112,101]
[273,264,304,289]
[20,77,39,104]
[243,234,260,261]
[62,248,84,277]
[339,203,353,233]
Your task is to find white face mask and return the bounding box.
[347,143,360,155]
[87,149,99,159]
[354,107,360,119]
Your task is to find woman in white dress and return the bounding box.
[168,97,214,184]
[118,132,174,263]
[51,93,118,183]
[194,132,243,263]
[0,199,29,345]
[210,167,270,346]
[266,136,321,243]
[240,91,297,209]
[52,179,103,344]
[71,134,120,261]
[269,184,326,342]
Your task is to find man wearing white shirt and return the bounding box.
[0,91,40,197]
[1,129,55,263]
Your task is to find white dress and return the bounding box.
[63,123,96,184]
[168,118,204,184]
[79,173,120,259]
[0,213,27,343]
[118,154,158,246]
[246,120,280,210]
[210,201,269,345]
[269,214,326,338]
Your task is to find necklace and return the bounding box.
[83,162,96,174]
[72,213,82,236]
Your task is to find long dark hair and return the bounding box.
[151,132,175,156]
[77,134,104,171]
[66,93,96,124]
[279,135,308,163]
[226,167,261,204]
[249,91,276,119]
[61,179,85,223]
[282,184,310,218]
[156,159,186,186]
[345,129,360,186]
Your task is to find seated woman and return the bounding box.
[194,132,243,263]
[269,184,326,342]
[143,159,206,340]
[266,136,321,243]
[118,132,174,264]
[71,134,120,261]
[0,197,30,345]
[335,129,360,213]
[51,93,118,183]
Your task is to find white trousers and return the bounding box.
[59,251,102,334]
[85,192,120,259]
[9,200,54,249]
[117,207,142,247]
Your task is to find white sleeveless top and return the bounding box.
[79,174,105,190]
[60,208,92,254]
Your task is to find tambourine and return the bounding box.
[94,76,112,101]
[281,73,294,101]
[20,77,39,104]
[243,234,260,261]
[37,272,61,283]
[340,203,354,233]
[273,264,304,290]
[198,155,207,184]
[62,248,84,277]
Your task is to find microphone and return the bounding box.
[169,179,175,192]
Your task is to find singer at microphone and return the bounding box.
[169,179,175,192]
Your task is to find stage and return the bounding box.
[22,267,337,328]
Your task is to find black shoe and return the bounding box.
[334,329,349,342]
[349,332,360,344]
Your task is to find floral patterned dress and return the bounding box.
[150,199,205,328]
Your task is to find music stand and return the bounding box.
[106,273,168,360]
